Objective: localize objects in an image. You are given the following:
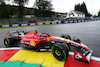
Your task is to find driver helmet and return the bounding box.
[34,29,38,34]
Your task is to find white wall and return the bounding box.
[66,11,85,18]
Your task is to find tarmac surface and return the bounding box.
[0,21,100,57]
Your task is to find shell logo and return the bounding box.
[30,41,35,46]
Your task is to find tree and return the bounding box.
[34,0,53,17]
[0,0,4,5]
[74,4,81,11]
[13,0,29,18]
[87,12,92,17]
[10,5,18,16]
[0,2,11,19]
[98,12,100,16]
[74,2,91,17]
[30,10,34,15]
[82,2,88,16]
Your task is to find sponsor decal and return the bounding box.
[12,24,19,27]
[75,53,82,59]
[30,41,36,46]
[21,24,28,26]
[38,23,43,25]
[9,30,17,33]
[20,40,24,44]
[25,42,29,44]
[51,41,55,43]
[2,25,9,27]
[30,23,35,25]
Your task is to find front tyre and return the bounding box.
[61,34,71,40]
[61,34,71,50]
[51,43,69,61]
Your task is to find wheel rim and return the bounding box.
[55,50,61,56]
[4,39,10,47]
[5,38,10,44]
[5,40,8,45]
[51,45,67,61]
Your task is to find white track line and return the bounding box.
[0,47,21,50]
[91,56,100,61]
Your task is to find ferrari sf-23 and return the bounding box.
[4,29,92,63]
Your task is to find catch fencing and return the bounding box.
[0,17,100,28]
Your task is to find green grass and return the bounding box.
[0,24,58,29]
[0,61,44,67]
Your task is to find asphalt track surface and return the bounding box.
[0,21,100,58]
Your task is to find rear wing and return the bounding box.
[7,30,24,36]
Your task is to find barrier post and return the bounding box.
[68,21,70,23]
[73,20,74,23]
[77,20,78,23]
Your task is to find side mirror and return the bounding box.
[73,37,81,43]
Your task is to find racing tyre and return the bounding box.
[51,43,69,61]
[73,37,81,43]
[61,34,71,40]
[4,37,19,47]
[61,34,71,50]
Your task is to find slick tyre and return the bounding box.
[4,37,19,47]
[61,34,71,40]
[61,34,71,50]
[51,43,69,61]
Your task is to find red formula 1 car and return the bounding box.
[4,29,92,63]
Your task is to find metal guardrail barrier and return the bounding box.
[0,17,100,25]
[0,18,100,28]
[0,17,61,25]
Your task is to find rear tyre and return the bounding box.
[4,37,19,47]
[51,43,69,61]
